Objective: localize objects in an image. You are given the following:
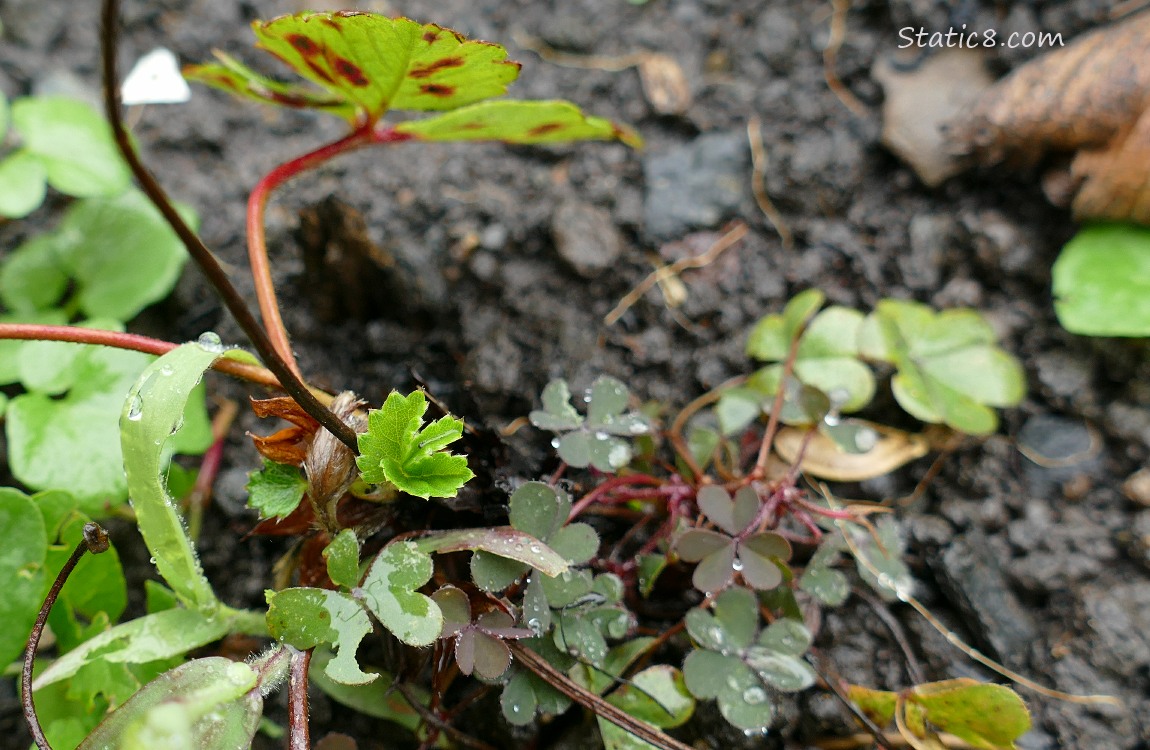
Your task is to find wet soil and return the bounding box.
[2,0,1149,748]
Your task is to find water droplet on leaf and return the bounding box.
[742,686,767,705]
[197,331,224,352]
[126,394,143,421]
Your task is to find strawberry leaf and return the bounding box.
[246,458,307,519]
[394,99,642,148]
[356,390,473,499]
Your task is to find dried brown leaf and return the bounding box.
[946,11,1150,222]
[774,423,928,482]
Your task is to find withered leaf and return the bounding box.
[946,11,1150,223]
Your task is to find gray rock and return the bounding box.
[935,529,1038,670]
[551,200,623,278]
[642,131,749,241]
[1082,583,1150,677]
[1034,351,1093,400]
[1018,415,1104,492]
[899,213,954,291]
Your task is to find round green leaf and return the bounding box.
[11,96,130,198]
[0,489,47,668]
[548,522,600,565]
[431,585,472,636]
[324,529,362,589]
[757,619,811,657]
[1053,223,1150,336]
[268,588,375,685]
[0,150,48,218]
[509,481,566,541]
[743,647,816,692]
[501,669,539,726]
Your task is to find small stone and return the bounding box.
[642,131,749,242]
[1034,350,1093,400]
[1122,468,1150,507]
[551,200,623,278]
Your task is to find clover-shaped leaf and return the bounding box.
[267,587,375,685]
[184,12,640,147]
[529,377,651,472]
[674,486,791,592]
[599,665,695,750]
[683,649,773,732]
[500,637,575,725]
[356,390,473,499]
[746,291,875,424]
[432,586,532,680]
[848,517,913,603]
[357,541,442,647]
[857,300,1025,435]
[470,483,598,619]
[798,538,849,606]
[551,575,630,667]
[323,529,361,590]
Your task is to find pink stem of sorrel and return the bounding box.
[246,125,413,375]
[0,323,279,388]
[567,474,665,522]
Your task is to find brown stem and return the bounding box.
[395,683,498,750]
[508,642,695,750]
[289,647,312,750]
[23,524,110,750]
[99,0,358,452]
[752,324,806,479]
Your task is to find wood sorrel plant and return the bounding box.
[2,3,1120,750]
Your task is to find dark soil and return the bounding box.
[2,0,1149,748]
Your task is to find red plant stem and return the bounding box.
[288,647,312,750]
[101,0,358,452]
[0,323,281,389]
[246,125,414,375]
[567,474,665,521]
[23,524,110,750]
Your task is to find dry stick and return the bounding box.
[820,484,1124,708]
[288,648,312,750]
[806,655,898,750]
[747,116,794,251]
[823,0,868,118]
[23,524,111,750]
[99,0,359,453]
[508,642,695,750]
[853,587,925,685]
[395,683,499,750]
[605,222,748,325]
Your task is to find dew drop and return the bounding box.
[742,726,769,738]
[550,437,561,449]
[824,413,841,427]
[509,703,523,715]
[159,364,174,376]
[529,544,542,554]
[197,331,224,352]
[628,421,648,434]
[526,618,543,636]
[126,394,143,421]
[732,558,744,572]
[594,431,610,441]
[742,686,767,705]
[148,556,157,565]
[854,427,878,452]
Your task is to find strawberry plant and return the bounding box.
[1,2,1098,749]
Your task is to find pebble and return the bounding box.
[642,131,749,242]
[1017,414,1102,493]
[551,200,623,278]
[935,529,1037,670]
[1082,583,1150,677]
[1122,468,1150,507]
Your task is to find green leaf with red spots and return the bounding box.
[187,12,519,125]
[395,100,642,148]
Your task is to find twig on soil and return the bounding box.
[823,0,868,117]
[821,484,1125,709]
[508,642,696,750]
[806,655,898,750]
[23,524,111,750]
[604,222,748,325]
[747,116,794,250]
[100,0,360,453]
[395,683,499,750]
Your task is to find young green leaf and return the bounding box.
[746,294,875,420]
[907,679,1031,749]
[857,299,1025,434]
[0,488,47,668]
[1052,223,1150,336]
[33,608,231,691]
[0,150,48,218]
[798,539,849,606]
[267,588,375,685]
[121,340,225,612]
[357,541,442,647]
[849,517,913,602]
[246,459,308,519]
[599,666,695,750]
[682,649,772,732]
[10,96,130,198]
[75,656,268,750]
[356,390,474,499]
[324,529,362,589]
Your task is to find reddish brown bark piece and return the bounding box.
[947,11,1150,223]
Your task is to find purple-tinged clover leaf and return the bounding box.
[674,486,791,593]
[432,586,532,680]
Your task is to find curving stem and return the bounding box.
[100,0,359,451]
[23,524,111,750]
